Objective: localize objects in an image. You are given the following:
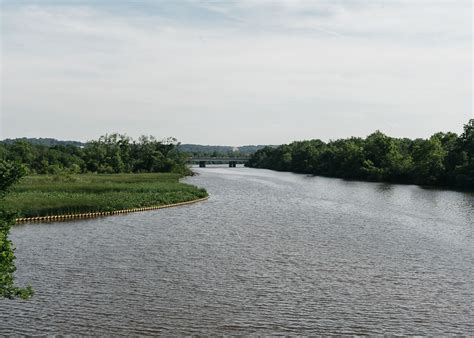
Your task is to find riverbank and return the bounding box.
[5,173,208,222]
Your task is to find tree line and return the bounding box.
[0,134,190,175]
[178,144,267,158]
[247,119,474,190]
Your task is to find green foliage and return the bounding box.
[411,137,447,185]
[0,137,84,147]
[247,119,474,190]
[5,173,208,218]
[0,133,189,175]
[451,119,474,189]
[0,160,28,195]
[0,160,33,299]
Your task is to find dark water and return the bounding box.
[1,167,473,335]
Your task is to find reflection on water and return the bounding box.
[1,166,473,335]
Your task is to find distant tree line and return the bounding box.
[0,134,189,175]
[1,137,85,148]
[247,119,474,190]
[186,150,250,159]
[178,144,268,158]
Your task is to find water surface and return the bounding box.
[1,167,473,335]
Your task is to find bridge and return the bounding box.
[188,157,249,168]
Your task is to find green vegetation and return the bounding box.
[0,135,273,174]
[0,133,208,300]
[247,119,474,190]
[0,160,33,299]
[0,137,84,147]
[0,133,190,175]
[178,144,268,158]
[5,173,208,218]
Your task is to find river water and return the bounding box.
[1,166,473,335]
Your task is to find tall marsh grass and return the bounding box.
[5,173,208,218]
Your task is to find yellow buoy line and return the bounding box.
[15,196,209,224]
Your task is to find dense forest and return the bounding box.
[247,119,474,190]
[0,134,189,175]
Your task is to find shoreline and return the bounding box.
[15,196,209,224]
[245,166,474,192]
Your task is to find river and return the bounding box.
[1,166,473,335]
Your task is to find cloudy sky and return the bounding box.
[1,0,472,145]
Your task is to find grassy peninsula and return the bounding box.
[5,173,207,219]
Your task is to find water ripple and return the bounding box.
[1,167,473,335]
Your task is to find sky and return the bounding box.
[0,0,472,145]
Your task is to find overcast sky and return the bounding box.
[1,0,472,145]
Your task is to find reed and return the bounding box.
[5,173,207,218]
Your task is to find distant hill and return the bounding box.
[0,137,85,147]
[0,138,272,154]
[178,144,270,155]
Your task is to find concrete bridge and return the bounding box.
[188,157,249,168]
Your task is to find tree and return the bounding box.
[331,138,366,178]
[246,119,473,189]
[411,137,447,185]
[452,119,474,189]
[362,131,398,180]
[458,119,474,163]
[289,140,320,174]
[0,160,33,299]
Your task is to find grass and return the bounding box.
[5,173,208,218]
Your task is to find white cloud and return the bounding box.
[0,1,471,144]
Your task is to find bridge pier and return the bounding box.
[229,161,236,168]
[199,161,206,168]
